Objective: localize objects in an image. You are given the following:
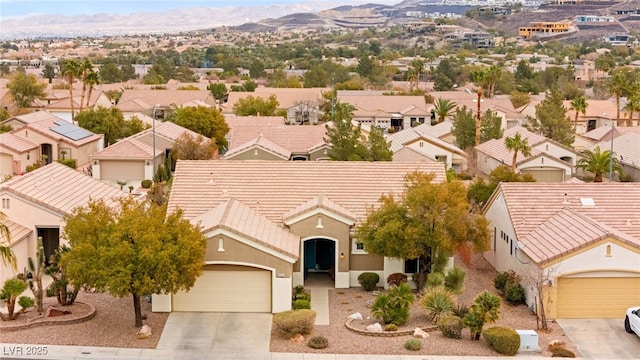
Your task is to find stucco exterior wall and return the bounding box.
[204,234,292,276]
[226,149,286,161]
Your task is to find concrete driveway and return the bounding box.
[557,318,640,359]
[156,312,272,359]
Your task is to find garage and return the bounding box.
[557,276,640,318]
[521,168,565,182]
[173,265,272,312]
[100,160,144,181]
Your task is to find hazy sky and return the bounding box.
[1,0,399,18]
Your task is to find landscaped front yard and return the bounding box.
[270,254,579,356]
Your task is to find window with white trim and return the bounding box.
[351,238,366,254]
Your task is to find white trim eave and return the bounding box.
[283,208,355,227]
[203,228,298,264]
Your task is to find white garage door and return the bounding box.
[521,169,565,182]
[173,267,271,312]
[100,160,144,181]
[557,277,640,318]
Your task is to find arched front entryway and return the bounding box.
[302,238,336,286]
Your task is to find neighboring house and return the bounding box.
[337,91,430,132]
[592,130,640,182]
[561,99,619,134]
[224,121,329,161]
[483,182,640,319]
[116,89,216,118]
[0,111,104,176]
[91,120,209,188]
[429,91,525,130]
[222,87,328,122]
[387,127,468,172]
[0,132,39,178]
[475,126,583,182]
[152,160,446,313]
[0,162,125,285]
[413,120,456,144]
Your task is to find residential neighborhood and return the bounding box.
[1,0,640,359]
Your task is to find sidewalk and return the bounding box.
[0,343,550,360]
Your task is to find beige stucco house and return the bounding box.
[0,162,125,285]
[91,120,210,188]
[483,182,640,319]
[152,160,446,314]
[387,127,468,172]
[0,111,104,177]
[475,126,583,182]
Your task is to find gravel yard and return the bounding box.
[270,254,580,357]
[0,292,168,349]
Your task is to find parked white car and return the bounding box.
[625,306,640,338]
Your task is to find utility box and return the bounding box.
[516,329,541,352]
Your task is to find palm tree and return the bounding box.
[84,69,101,109]
[569,95,588,134]
[78,59,94,113]
[577,146,622,182]
[472,68,489,145]
[0,211,16,271]
[606,71,630,125]
[504,132,532,172]
[624,82,640,127]
[485,65,501,98]
[433,98,457,124]
[60,58,81,120]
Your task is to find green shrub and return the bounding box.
[551,348,576,358]
[371,283,415,325]
[45,282,56,297]
[437,314,463,339]
[404,338,421,351]
[272,309,316,339]
[464,291,502,340]
[493,271,510,292]
[421,286,455,323]
[426,272,445,287]
[444,266,466,294]
[357,272,380,291]
[384,323,398,332]
[483,326,520,356]
[386,272,408,286]
[504,281,526,304]
[453,303,469,318]
[294,285,305,294]
[294,292,311,302]
[141,179,153,188]
[293,299,311,310]
[57,158,76,169]
[307,335,329,349]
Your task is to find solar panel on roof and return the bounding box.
[50,123,93,141]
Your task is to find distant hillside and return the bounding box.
[476,0,640,42]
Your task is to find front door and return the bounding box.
[37,227,59,266]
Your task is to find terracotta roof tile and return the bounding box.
[0,132,38,153]
[192,198,300,259]
[226,123,327,154]
[0,162,126,216]
[0,218,32,247]
[91,138,161,159]
[168,161,446,225]
[593,131,640,167]
[223,136,291,160]
[282,194,357,223]
[497,182,640,247]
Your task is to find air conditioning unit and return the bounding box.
[516,329,541,352]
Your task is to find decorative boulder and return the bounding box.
[291,334,305,343]
[46,306,71,317]
[414,327,430,339]
[137,325,152,339]
[347,312,363,320]
[365,323,383,332]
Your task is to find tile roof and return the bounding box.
[15,117,103,147]
[139,120,202,142]
[225,116,286,127]
[117,89,216,111]
[168,160,446,225]
[226,123,327,154]
[413,121,453,138]
[0,218,32,247]
[338,94,428,114]
[593,131,640,167]
[0,162,126,216]
[282,194,357,223]
[502,125,547,145]
[223,135,291,160]
[223,88,327,113]
[192,198,300,259]
[475,138,542,165]
[583,125,617,141]
[518,207,637,264]
[8,111,60,125]
[91,138,161,159]
[386,128,465,154]
[0,132,39,153]
[496,183,640,259]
